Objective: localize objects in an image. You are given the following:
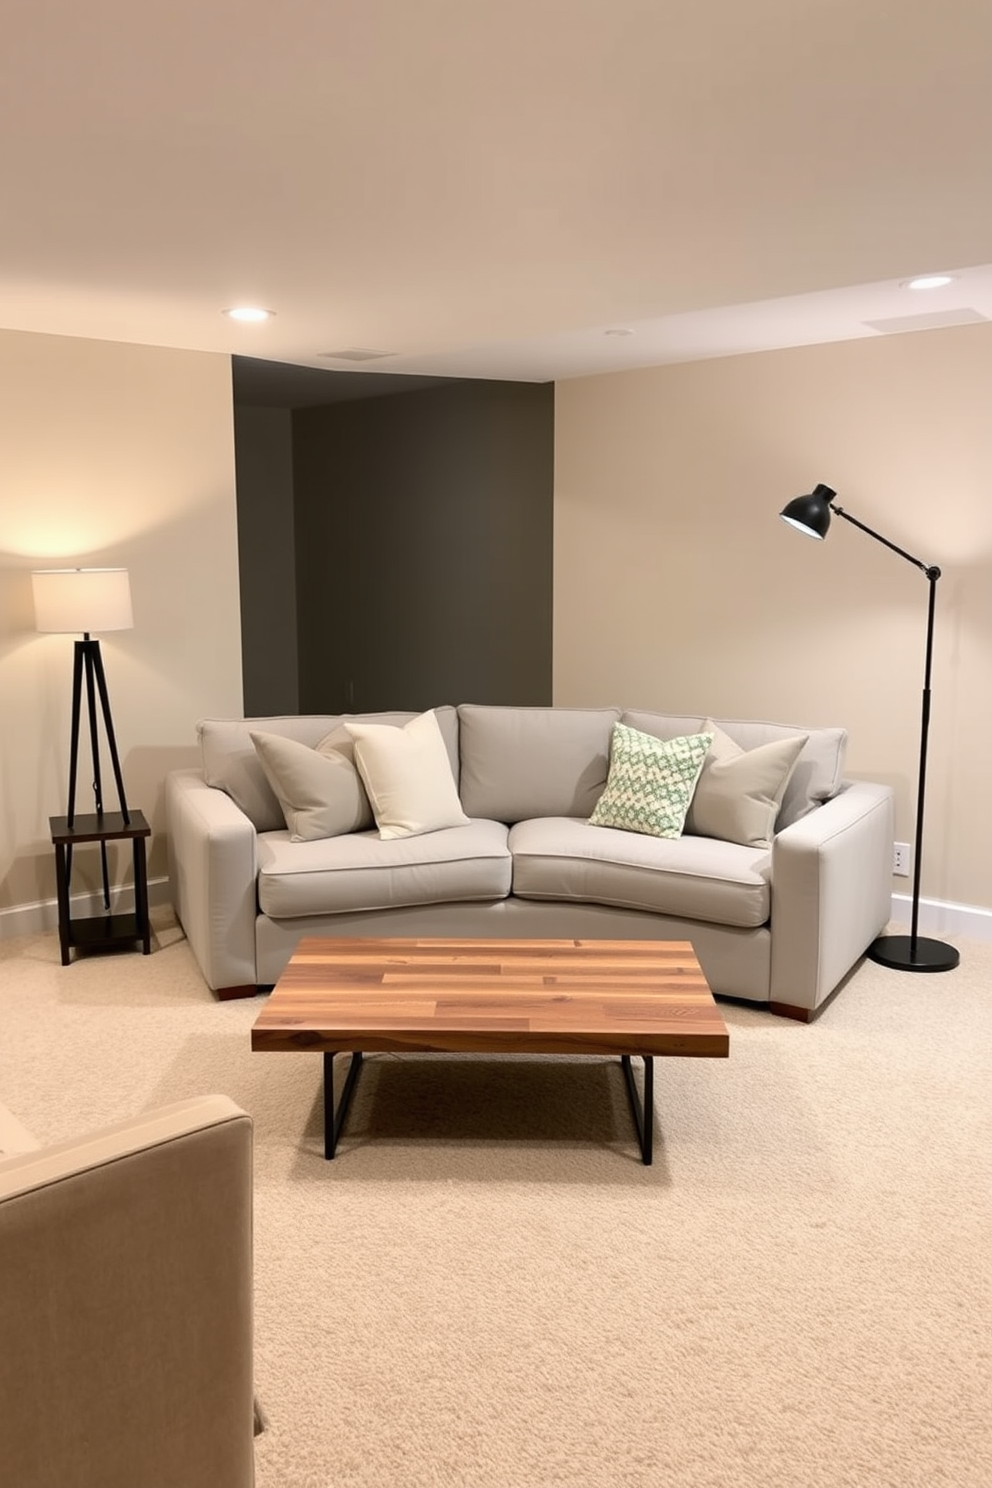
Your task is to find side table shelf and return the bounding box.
[49,810,152,966]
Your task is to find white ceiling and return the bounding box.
[4,0,992,383]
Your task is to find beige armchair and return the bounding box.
[0,1094,255,1488]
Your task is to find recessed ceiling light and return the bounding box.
[604,327,635,337]
[904,275,955,291]
[223,306,274,322]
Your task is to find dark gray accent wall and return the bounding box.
[291,380,554,714]
[233,405,300,715]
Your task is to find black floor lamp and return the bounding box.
[779,483,959,973]
[32,566,134,904]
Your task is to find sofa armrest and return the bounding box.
[166,769,258,993]
[770,780,894,1014]
[0,1095,254,1488]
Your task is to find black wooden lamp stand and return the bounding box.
[33,568,151,963]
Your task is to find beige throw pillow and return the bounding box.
[250,727,373,841]
[344,709,470,840]
[685,720,808,848]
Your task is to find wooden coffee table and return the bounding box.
[250,937,729,1164]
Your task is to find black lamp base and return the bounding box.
[867,934,960,973]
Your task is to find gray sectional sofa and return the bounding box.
[165,704,895,1020]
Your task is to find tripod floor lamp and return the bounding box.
[33,567,134,906]
[779,484,959,973]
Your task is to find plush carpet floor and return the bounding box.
[1,912,990,1488]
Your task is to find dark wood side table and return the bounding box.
[49,810,152,965]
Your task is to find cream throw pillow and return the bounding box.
[250,727,373,841]
[344,709,470,840]
[685,720,808,848]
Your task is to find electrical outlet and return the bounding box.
[892,842,911,877]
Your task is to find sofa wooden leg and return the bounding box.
[216,984,265,1002]
[767,1001,814,1023]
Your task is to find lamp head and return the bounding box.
[32,568,133,634]
[780,483,837,540]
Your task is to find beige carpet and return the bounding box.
[1,913,990,1488]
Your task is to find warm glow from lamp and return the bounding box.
[32,568,133,634]
[223,307,274,322]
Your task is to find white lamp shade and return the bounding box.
[32,568,134,634]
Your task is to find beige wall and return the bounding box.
[4,321,990,928]
[554,323,992,913]
[0,329,243,920]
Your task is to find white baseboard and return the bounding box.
[3,881,990,946]
[890,892,992,943]
[0,878,172,941]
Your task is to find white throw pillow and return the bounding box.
[344,709,470,840]
[685,720,807,848]
[250,727,373,841]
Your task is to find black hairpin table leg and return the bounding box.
[324,1051,364,1159]
[621,1054,654,1165]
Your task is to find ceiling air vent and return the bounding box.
[317,347,396,362]
[863,308,989,334]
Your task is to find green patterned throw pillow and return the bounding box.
[589,723,713,839]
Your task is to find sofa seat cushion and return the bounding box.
[508,818,772,928]
[256,819,512,919]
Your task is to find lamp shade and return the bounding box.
[779,483,836,539]
[32,568,133,634]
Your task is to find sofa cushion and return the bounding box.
[622,711,847,831]
[200,707,460,831]
[344,710,470,840]
[509,817,771,928]
[589,724,712,839]
[256,819,511,919]
[685,721,808,848]
[250,727,374,841]
[457,705,620,823]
